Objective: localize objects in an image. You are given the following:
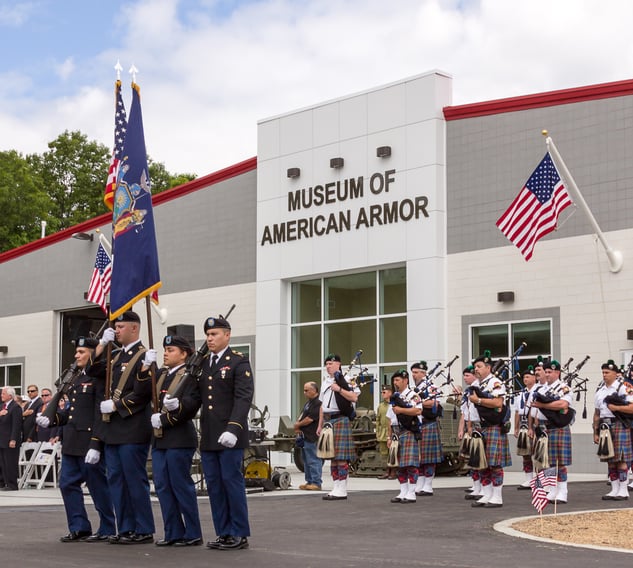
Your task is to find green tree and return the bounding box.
[29,130,111,232]
[0,150,50,253]
[148,158,196,193]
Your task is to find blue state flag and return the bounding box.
[109,82,161,320]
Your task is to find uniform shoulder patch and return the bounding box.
[233,351,243,357]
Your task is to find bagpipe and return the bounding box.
[330,349,375,420]
[413,355,459,420]
[389,391,421,435]
[623,354,633,386]
[465,384,510,427]
[532,385,576,428]
[603,387,633,429]
[345,349,377,391]
[561,355,590,419]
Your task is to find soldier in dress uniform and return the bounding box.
[593,359,633,501]
[318,354,360,501]
[530,359,573,504]
[514,366,537,490]
[410,362,443,497]
[152,335,202,547]
[37,337,116,542]
[186,315,254,551]
[469,351,511,508]
[96,310,156,544]
[376,384,395,479]
[387,369,422,503]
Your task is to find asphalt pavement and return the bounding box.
[1,470,631,568]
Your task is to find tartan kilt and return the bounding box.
[611,422,633,464]
[418,421,443,464]
[481,425,512,468]
[329,416,355,462]
[398,429,420,467]
[547,425,572,466]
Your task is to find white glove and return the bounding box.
[36,414,50,428]
[151,413,162,429]
[142,349,157,366]
[100,399,115,414]
[163,395,179,411]
[218,431,238,448]
[100,328,116,346]
[84,449,100,465]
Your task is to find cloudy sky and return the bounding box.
[1,0,632,177]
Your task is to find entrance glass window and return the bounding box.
[290,267,406,417]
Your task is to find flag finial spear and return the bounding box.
[129,64,139,83]
[114,60,123,80]
[541,129,548,137]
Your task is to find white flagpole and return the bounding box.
[544,131,623,273]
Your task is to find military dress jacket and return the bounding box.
[22,397,43,441]
[152,366,199,450]
[195,347,254,451]
[54,370,105,456]
[93,343,154,445]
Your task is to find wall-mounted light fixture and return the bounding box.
[376,146,392,158]
[71,232,94,241]
[497,291,515,303]
[330,157,344,169]
[627,329,633,341]
[0,346,7,354]
[287,167,301,178]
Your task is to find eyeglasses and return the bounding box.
[41,393,52,397]
[27,390,37,393]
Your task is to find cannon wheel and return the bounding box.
[272,470,292,490]
[293,445,305,472]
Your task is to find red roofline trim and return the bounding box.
[0,156,257,264]
[444,78,633,120]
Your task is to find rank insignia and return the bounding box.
[245,371,251,377]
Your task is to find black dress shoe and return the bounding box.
[207,536,234,549]
[322,494,347,501]
[84,533,111,542]
[60,531,91,542]
[464,493,480,500]
[173,538,202,547]
[390,496,403,503]
[108,532,134,544]
[218,537,248,550]
[155,539,176,546]
[129,534,153,544]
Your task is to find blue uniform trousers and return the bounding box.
[201,448,250,538]
[104,443,155,535]
[60,454,116,535]
[152,447,202,541]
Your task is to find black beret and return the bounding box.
[547,359,561,371]
[534,355,544,368]
[324,353,341,363]
[463,365,475,374]
[391,369,409,380]
[523,365,535,376]
[411,360,428,371]
[204,316,231,332]
[381,384,394,391]
[163,335,193,354]
[601,359,619,372]
[116,310,140,323]
[76,337,98,349]
[474,350,493,365]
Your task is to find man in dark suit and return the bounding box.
[152,334,202,547]
[37,337,116,542]
[97,310,156,544]
[170,315,253,550]
[0,386,23,490]
[22,384,43,442]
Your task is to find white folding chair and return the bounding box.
[21,442,61,489]
[18,442,42,489]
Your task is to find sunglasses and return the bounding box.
[27,390,37,393]
[41,393,52,397]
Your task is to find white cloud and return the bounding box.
[55,57,75,81]
[1,0,633,175]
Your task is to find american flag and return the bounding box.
[530,470,557,513]
[496,152,573,261]
[87,243,112,314]
[104,80,128,210]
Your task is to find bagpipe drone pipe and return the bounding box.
[561,355,590,419]
[413,355,459,420]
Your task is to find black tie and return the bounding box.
[211,354,218,371]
